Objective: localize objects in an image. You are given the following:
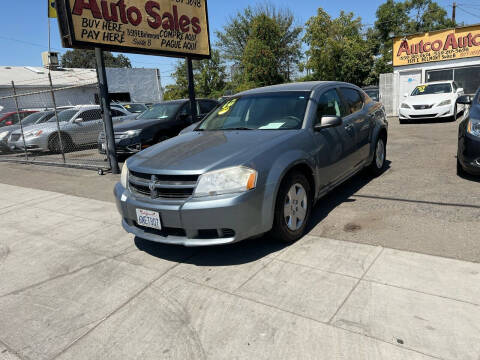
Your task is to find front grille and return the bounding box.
[410,114,437,119]
[413,105,433,110]
[10,134,21,142]
[129,170,199,199]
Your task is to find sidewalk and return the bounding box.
[1,182,479,360]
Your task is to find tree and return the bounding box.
[163,50,227,100]
[303,9,374,86]
[241,15,284,88]
[215,4,302,82]
[368,0,454,78]
[61,49,132,68]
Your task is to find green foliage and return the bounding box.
[61,49,131,68]
[163,50,227,100]
[241,15,284,89]
[215,4,302,82]
[304,10,374,86]
[369,0,454,77]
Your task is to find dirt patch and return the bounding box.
[343,223,362,233]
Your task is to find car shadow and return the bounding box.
[134,235,288,266]
[306,160,392,233]
[457,169,480,183]
[134,160,391,266]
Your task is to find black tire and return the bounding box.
[270,172,312,244]
[48,133,74,154]
[368,135,387,176]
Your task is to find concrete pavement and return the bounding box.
[1,182,480,360]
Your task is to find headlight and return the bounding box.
[401,103,410,109]
[24,130,43,138]
[467,118,480,137]
[194,166,257,197]
[121,162,129,188]
[0,131,9,141]
[118,130,142,139]
[437,100,451,107]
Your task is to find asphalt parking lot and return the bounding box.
[0,117,479,360]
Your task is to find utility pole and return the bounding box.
[452,2,457,26]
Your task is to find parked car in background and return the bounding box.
[98,99,219,155]
[457,91,480,176]
[112,102,148,114]
[114,82,388,246]
[8,105,130,153]
[362,86,379,102]
[0,110,64,152]
[0,110,38,127]
[399,81,464,124]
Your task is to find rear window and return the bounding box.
[411,83,452,96]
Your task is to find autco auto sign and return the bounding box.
[393,25,480,67]
[56,0,211,59]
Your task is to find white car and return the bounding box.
[399,81,464,124]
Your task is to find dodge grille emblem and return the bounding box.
[149,175,157,198]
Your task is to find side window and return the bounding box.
[199,100,217,114]
[452,82,457,92]
[315,89,343,125]
[179,104,189,116]
[340,88,364,115]
[111,109,124,117]
[81,109,102,121]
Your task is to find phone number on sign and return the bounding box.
[174,0,202,8]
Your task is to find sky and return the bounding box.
[0,0,479,86]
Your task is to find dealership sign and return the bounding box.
[56,0,211,59]
[393,25,480,67]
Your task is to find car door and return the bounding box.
[311,87,357,187]
[339,87,371,167]
[72,109,103,145]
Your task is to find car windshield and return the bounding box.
[123,104,147,113]
[20,112,46,126]
[411,83,452,96]
[48,109,77,123]
[199,92,310,131]
[137,103,181,120]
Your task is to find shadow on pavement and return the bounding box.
[134,161,391,266]
[306,160,391,233]
[134,235,288,266]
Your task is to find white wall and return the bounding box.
[106,68,163,103]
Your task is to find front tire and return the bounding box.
[270,172,312,244]
[368,136,387,176]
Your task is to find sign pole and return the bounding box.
[94,48,119,174]
[186,57,198,122]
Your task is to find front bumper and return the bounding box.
[9,136,48,152]
[98,137,144,155]
[399,104,454,120]
[458,132,480,175]
[114,183,267,246]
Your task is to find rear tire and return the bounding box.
[270,172,312,244]
[368,136,387,176]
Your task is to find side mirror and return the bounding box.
[404,93,409,98]
[457,88,464,94]
[456,95,472,105]
[314,116,343,131]
[74,118,83,123]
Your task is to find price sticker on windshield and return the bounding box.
[218,99,237,115]
[416,85,427,93]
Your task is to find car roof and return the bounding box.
[236,81,357,96]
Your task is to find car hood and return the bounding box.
[113,117,175,132]
[127,130,298,174]
[404,93,453,105]
[0,124,21,134]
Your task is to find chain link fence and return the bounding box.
[0,74,114,171]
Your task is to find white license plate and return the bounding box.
[136,209,162,230]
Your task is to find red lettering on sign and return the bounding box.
[191,17,201,34]
[72,0,102,18]
[145,1,161,29]
[443,33,458,50]
[100,0,118,21]
[397,40,410,56]
[473,34,480,47]
[431,40,442,51]
[127,6,142,26]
